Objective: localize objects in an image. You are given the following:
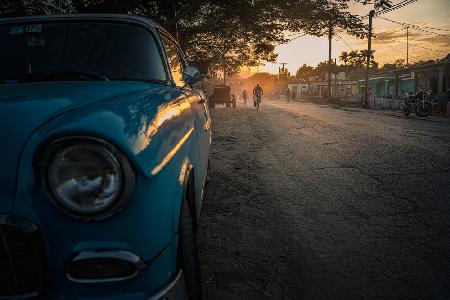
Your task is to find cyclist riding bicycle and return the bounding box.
[253,84,263,109]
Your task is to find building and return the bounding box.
[287,81,309,96]
[394,58,449,97]
[314,80,359,98]
[357,77,396,98]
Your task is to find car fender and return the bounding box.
[13,87,203,268]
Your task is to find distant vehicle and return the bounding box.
[0,14,210,299]
[209,85,236,108]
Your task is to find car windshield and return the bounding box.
[0,21,167,83]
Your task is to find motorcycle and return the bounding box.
[401,88,433,117]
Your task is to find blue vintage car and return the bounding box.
[0,14,211,299]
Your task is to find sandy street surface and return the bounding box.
[198,99,450,300]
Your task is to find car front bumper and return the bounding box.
[148,270,186,300]
[43,233,183,300]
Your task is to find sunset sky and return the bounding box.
[261,0,450,74]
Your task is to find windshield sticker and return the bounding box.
[9,26,25,35]
[27,36,45,47]
[25,24,42,33]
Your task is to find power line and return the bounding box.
[376,0,418,15]
[373,30,448,64]
[283,32,306,43]
[336,34,354,51]
[362,0,418,19]
[386,27,406,34]
[413,25,450,32]
[373,34,397,53]
[376,15,450,37]
[395,39,448,54]
[408,26,449,38]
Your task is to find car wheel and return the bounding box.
[179,192,201,299]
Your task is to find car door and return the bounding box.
[159,32,211,202]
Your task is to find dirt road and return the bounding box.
[198,100,450,300]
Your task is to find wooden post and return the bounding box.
[364,10,375,107]
[328,19,332,98]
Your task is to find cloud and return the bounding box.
[374,29,421,43]
[418,35,450,47]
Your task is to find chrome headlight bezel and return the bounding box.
[40,137,135,221]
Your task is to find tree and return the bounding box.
[311,61,336,80]
[243,72,277,93]
[339,51,349,78]
[296,64,314,80]
[393,59,406,69]
[348,50,360,67]
[339,51,349,67]
[360,50,377,68]
[279,66,291,81]
[1,0,392,75]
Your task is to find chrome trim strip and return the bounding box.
[0,215,38,232]
[148,270,186,300]
[0,291,40,300]
[66,250,146,284]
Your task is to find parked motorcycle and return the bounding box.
[402,88,433,117]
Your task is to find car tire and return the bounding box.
[178,191,202,300]
[205,160,210,187]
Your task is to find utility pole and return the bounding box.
[279,63,288,79]
[334,58,338,97]
[364,10,375,107]
[328,19,332,99]
[406,26,409,66]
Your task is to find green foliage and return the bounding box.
[279,66,291,81]
[296,64,314,80]
[1,0,390,76]
[294,50,379,81]
[242,72,277,93]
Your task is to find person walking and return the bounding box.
[242,89,248,107]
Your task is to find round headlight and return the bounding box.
[43,138,134,219]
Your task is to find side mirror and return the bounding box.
[183,66,202,86]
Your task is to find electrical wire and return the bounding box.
[373,34,397,52]
[375,0,418,15]
[361,0,418,19]
[286,33,307,42]
[336,34,354,51]
[395,39,448,54]
[376,15,450,37]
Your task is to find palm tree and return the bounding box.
[339,51,349,66]
[339,51,349,79]
[348,50,359,67]
[360,50,376,69]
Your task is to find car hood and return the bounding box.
[0,81,157,211]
